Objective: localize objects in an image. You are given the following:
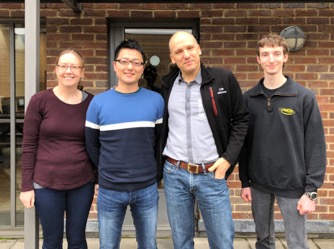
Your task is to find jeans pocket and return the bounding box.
[163,160,177,174]
[207,171,226,182]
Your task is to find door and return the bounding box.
[109,19,199,233]
[109,19,199,88]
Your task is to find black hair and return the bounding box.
[144,64,158,84]
[114,39,146,63]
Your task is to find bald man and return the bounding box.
[159,31,249,249]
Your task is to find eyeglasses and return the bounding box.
[115,59,145,67]
[57,64,83,72]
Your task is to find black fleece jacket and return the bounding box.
[239,77,326,198]
[158,63,249,180]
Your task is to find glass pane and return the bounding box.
[0,24,11,226]
[15,26,25,226]
[125,30,175,91]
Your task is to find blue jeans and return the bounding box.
[35,182,95,249]
[251,187,309,249]
[163,160,234,249]
[97,183,158,249]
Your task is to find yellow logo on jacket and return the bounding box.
[279,108,295,116]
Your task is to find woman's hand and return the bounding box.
[19,190,35,208]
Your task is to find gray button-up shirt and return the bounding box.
[163,71,218,164]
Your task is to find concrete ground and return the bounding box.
[0,237,333,249]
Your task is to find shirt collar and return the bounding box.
[176,70,203,85]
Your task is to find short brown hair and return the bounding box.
[256,33,289,56]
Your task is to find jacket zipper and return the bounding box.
[267,97,271,112]
[209,87,218,116]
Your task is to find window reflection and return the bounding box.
[0,25,11,226]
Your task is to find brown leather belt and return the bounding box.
[166,157,214,174]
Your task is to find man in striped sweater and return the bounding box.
[85,39,164,249]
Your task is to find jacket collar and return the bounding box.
[250,76,298,97]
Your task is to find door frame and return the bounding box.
[108,18,199,88]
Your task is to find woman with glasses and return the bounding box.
[19,49,96,249]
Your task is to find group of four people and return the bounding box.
[19,31,326,249]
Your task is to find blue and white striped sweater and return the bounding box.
[85,88,164,191]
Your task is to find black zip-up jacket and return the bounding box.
[239,77,326,198]
[158,63,249,180]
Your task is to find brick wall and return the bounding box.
[1,2,333,223]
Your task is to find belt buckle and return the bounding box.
[187,163,200,174]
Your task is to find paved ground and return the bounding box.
[0,237,333,249]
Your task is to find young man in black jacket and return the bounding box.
[160,31,249,249]
[239,34,326,249]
